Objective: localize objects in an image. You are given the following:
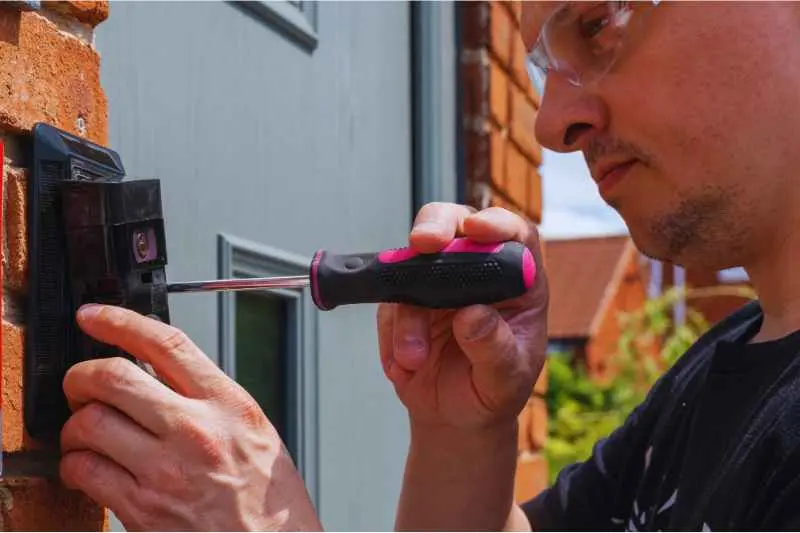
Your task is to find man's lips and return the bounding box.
[596,160,637,195]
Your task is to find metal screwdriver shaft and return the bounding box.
[167,275,310,293]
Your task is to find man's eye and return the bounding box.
[580,15,610,39]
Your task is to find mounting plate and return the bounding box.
[25,123,126,445]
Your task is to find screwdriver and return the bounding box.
[166,237,536,310]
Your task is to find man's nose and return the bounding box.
[533,73,608,154]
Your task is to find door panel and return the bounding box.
[96,2,411,529]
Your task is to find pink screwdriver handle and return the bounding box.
[309,238,536,311]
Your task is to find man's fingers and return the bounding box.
[377,304,412,386]
[452,305,532,412]
[60,450,140,521]
[392,304,430,373]
[464,207,547,308]
[61,402,163,477]
[377,303,395,377]
[409,202,476,253]
[76,304,230,398]
[452,305,517,367]
[63,358,181,435]
[462,207,533,245]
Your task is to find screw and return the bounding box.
[76,116,87,135]
[134,230,149,260]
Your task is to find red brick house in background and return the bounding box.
[545,235,754,380]
[545,236,649,380]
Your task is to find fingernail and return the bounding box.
[77,304,103,319]
[413,222,440,233]
[398,334,426,353]
[466,309,499,341]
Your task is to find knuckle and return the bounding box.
[173,410,227,467]
[95,357,137,390]
[62,450,100,484]
[238,397,268,428]
[74,402,112,438]
[147,455,189,490]
[157,326,192,354]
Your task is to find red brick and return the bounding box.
[43,1,109,26]
[490,193,510,211]
[490,126,506,190]
[490,58,509,127]
[529,397,548,451]
[505,142,530,211]
[510,31,533,94]
[534,359,548,396]
[0,477,106,530]
[515,452,548,503]
[461,1,489,49]
[510,83,542,165]
[3,165,26,293]
[462,62,487,123]
[3,320,24,452]
[489,1,513,69]
[1,138,5,281]
[0,8,107,144]
[464,129,490,186]
[517,402,532,452]
[528,166,543,224]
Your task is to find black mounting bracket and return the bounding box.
[25,122,171,446]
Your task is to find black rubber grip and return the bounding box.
[309,238,536,310]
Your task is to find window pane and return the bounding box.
[234,291,289,444]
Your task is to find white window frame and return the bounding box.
[228,0,318,52]
[217,233,319,506]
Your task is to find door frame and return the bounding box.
[411,1,463,213]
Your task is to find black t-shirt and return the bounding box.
[523,300,800,531]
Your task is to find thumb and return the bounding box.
[452,305,518,369]
[453,305,531,415]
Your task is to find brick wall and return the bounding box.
[1,1,108,529]
[461,1,543,224]
[458,0,548,502]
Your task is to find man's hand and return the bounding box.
[59,306,322,532]
[378,203,548,430]
[382,203,547,531]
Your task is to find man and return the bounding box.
[56,1,800,530]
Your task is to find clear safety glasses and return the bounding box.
[527,1,661,88]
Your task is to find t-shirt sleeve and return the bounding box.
[520,381,667,531]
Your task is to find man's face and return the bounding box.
[521,2,800,270]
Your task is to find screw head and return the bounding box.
[134,230,149,260]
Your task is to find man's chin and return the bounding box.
[626,223,689,266]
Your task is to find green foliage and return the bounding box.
[543,284,757,484]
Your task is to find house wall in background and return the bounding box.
[458,0,548,502]
[657,264,754,326]
[1,0,109,529]
[586,242,653,381]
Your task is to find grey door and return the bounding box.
[95,1,416,529]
